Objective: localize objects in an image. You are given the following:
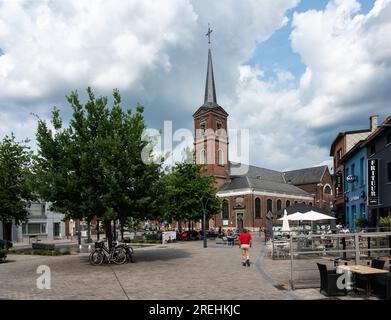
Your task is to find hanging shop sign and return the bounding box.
[367,159,379,206]
[335,171,343,195]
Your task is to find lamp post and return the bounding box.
[198,196,210,248]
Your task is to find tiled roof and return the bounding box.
[283,166,327,185]
[219,163,313,197]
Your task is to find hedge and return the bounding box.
[0,249,7,262]
[8,249,70,256]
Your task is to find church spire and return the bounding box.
[203,25,218,107]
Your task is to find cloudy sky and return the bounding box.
[1,0,390,172]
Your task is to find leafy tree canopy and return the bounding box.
[0,134,35,224]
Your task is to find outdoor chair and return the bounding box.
[372,273,391,300]
[317,263,347,296]
[355,259,385,294]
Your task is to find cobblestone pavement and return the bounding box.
[0,234,378,300]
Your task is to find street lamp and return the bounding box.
[197,195,210,248]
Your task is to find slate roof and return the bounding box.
[203,48,218,108]
[219,162,313,197]
[283,165,327,186]
[229,162,285,183]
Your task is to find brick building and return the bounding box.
[194,43,334,231]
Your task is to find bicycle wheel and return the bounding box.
[127,247,135,263]
[89,250,104,265]
[112,247,127,265]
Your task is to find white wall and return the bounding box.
[11,203,66,242]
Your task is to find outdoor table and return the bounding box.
[337,265,389,297]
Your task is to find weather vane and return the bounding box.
[206,24,213,45]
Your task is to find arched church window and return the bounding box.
[324,185,332,195]
[277,199,282,211]
[200,122,206,134]
[222,200,229,220]
[267,199,273,214]
[255,198,261,218]
[218,149,224,166]
[286,200,291,208]
[200,149,206,165]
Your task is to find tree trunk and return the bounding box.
[96,220,100,241]
[76,219,81,246]
[178,219,182,233]
[113,220,117,242]
[120,220,124,241]
[105,221,113,250]
[188,219,191,231]
[87,220,91,243]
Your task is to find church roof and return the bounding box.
[218,162,312,197]
[229,163,285,183]
[283,165,327,185]
[218,175,311,197]
[203,48,219,108]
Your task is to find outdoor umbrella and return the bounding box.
[298,210,336,221]
[278,209,291,232]
[285,212,306,221]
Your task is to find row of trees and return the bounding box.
[0,88,220,247]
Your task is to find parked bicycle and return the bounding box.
[89,241,127,265]
[116,242,135,263]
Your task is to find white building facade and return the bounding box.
[0,202,66,243]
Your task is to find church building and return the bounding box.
[193,32,334,231]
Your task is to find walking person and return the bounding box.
[238,228,252,267]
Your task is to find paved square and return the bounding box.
[0,235,378,300]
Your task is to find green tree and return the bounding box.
[162,162,220,232]
[0,135,35,238]
[34,88,162,247]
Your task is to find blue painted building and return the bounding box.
[341,141,368,229]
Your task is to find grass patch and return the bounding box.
[274,284,286,291]
[8,248,70,256]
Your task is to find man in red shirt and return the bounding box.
[238,229,252,267]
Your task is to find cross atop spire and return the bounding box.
[206,24,213,45]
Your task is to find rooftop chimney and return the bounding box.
[370,115,379,132]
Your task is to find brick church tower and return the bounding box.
[193,31,229,188]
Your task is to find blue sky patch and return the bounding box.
[245,0,376,84]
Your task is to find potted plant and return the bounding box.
[355,218,370,230]
[378,216,391,230]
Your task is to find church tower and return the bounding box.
[193,27,229,188]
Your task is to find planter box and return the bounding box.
[32,243,55,250]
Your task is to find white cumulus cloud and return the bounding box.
[228,0,391,171]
